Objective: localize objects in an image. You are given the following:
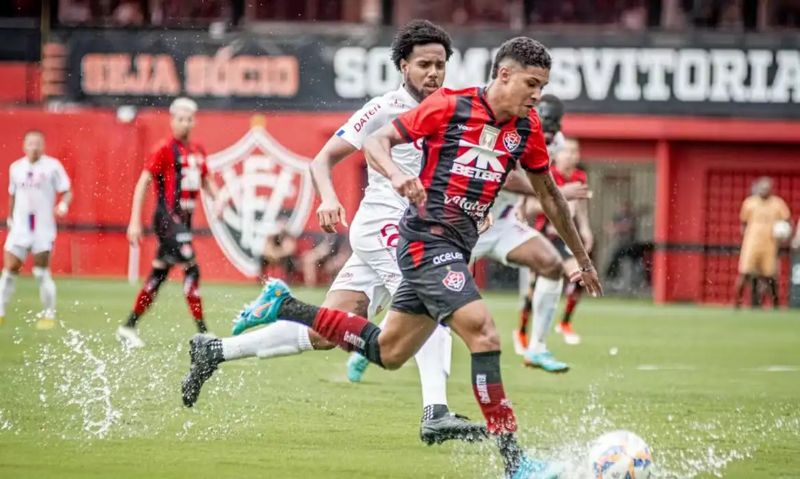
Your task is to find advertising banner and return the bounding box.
[53,29,800,118]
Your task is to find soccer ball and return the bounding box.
[588,430,653,479]
[773,220,792,240]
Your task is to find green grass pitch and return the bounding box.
[0,277,798,478]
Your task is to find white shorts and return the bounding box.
[329,211,403,320]
[4,230,54,260]
[473,211,539,266]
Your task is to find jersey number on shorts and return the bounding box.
[380,223,399,248]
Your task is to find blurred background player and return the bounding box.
[0,130,72,330]
[299,231,350,287]
[548,138,593,343]
[117,97,221,347]
[257,211,298,283]
[734,176,791,309]
[182,20,487,446]
[515,96,593,353]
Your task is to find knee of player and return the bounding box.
[463,317,501,351]
[379,348,408,370]
[540,259,563,279]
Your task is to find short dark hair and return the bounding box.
[391,19,453,71]
[491,37,551,79]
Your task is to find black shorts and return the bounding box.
[390,237,482,324]
[549,235,574,261]
[154,215,195,265]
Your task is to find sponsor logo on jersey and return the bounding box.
[442,269,466,292]
[451,132,506,183]
[432,251,464,265]
[353,104,382,132]
[444,194,491,219]
[203,119,313,278]
[503,131,521,152]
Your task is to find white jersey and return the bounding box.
[7,155,70,242]
[336,85,420,224]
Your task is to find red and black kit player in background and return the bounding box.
[117,98,221,348]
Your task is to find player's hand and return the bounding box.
[560,182,591,201]
[317,198,348,234]
[478,212,494,234]
[127,222,143,245]
[55,201,69,218]
[391,173,426,207]
[569,264,603,297]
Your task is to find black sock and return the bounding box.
[496,433,524,476]
[125,312,139,328]
[196,320,208,333]
[278,297,320,328]
[422,404,449,421]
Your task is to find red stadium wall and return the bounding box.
[1,108,799,304]
[0,108,360,282]
[567,115,800,305]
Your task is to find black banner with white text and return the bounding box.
[53,29,800,117]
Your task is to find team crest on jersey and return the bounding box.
[442,270,466,292]
[503,131,521,152]
[202,120,313,277]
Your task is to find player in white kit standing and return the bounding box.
[1,130,72,329]
[181,20,486,445]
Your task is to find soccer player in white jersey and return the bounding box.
[1,130,72,330]
[181,20,486,445]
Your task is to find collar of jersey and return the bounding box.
[397,84,419,107]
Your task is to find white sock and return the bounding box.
[528,276,563,354]
[414,326,451,409]
[221,320,313,361]
[0,269,17,317]
[32,267,57,319]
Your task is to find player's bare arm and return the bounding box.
[309,136,357,233]
[575,197,593,253]
[127,170,153,244]
[55,190,72,218]
[362,123,426,207]
[528,171,603,296]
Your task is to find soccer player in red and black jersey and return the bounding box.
[117,98,221,348]
[232,38,602,478]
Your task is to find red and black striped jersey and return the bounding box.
[144,137,209,228]
[392,87,550,252]
[534,166,588,232]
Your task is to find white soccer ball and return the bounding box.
[773,220,792,240]
[588,430,654,479]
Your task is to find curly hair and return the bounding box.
[490,37,551,79]
[390,19,453,71]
